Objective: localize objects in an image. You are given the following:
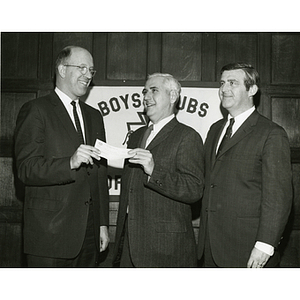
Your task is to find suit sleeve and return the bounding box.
[146,129,204,203]
[257,126,293,247]
[14,101,75,186]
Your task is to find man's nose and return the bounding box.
[143,91,151,100]
[85,70,93,79]
[221,82,230,92]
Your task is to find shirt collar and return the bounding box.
[55,87,79,106]
[228,106,255,122]
[227,106,255,134]
[149,114,175,133]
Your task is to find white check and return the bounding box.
[94,139,134,160]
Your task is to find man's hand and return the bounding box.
[70,145,101,169]
[247,247,271,268]
[99,226,109,252]
[128,148,154,176]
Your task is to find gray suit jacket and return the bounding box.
[197,110,293,267]
[113,118,204,267]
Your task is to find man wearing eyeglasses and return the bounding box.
[14,46,110,267]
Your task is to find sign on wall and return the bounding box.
[85,86,223,195]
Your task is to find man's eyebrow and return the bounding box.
[142,86,159,93]
[225,78,238,82]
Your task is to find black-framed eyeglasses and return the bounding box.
[64,65,96,77]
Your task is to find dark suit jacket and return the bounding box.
[113,118,204,267]
[14,91,109,259]
[197,110,293,267]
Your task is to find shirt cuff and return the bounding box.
[255,241,274,256]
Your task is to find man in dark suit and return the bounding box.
[198,62,293,268]
[14,46,110,267]
[113,73,204,267]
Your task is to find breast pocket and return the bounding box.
[230,153,261,178]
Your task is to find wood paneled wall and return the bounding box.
[1,32,300,267]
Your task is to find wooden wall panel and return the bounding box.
[52,32,94,59]
[93,33,108,82]
[271,97,300,147]
[147,33,162,75]
[0,158,22,207]
[0,157,24,267]
[292,164,300,229]
[272,34,300,84]
[106,33,147,80]
[0,223,24,267]
[109,201,118,242]
[1,93,36,140]
[201,33,217,82]
[39,33,54,80]
[1,32,39,79]
[216,33,258,72]
[161,33,202,81]
[0,92,37,157]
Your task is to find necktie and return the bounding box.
[217,118,235,156]
[140,124,153,149]
[71,100,85,145]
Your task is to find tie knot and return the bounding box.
[229,118,235,126]
[71,100,77,107]
[148,124,154,131]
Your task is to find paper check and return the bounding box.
[94,139,134,160]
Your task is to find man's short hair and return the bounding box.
[148,73,181,100]
[55,46,75,74]
[220,62,260,91]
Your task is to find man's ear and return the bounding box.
[57,64,66,79]
[249,84,258,97]
[170,90,177,104]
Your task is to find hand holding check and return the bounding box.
[70,144,102,169]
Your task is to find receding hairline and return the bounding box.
[55,46,93,74]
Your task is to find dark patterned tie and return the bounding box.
[217,118,235,156]
[140,124,153,149]
[71,101,85,145]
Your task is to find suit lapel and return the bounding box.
[216,110,259,159]
[210,120,226,167]
[49,92,80,145]
[147,118,177,151]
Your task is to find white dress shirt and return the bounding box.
[55,87,86,143]
[145,114,175,148]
